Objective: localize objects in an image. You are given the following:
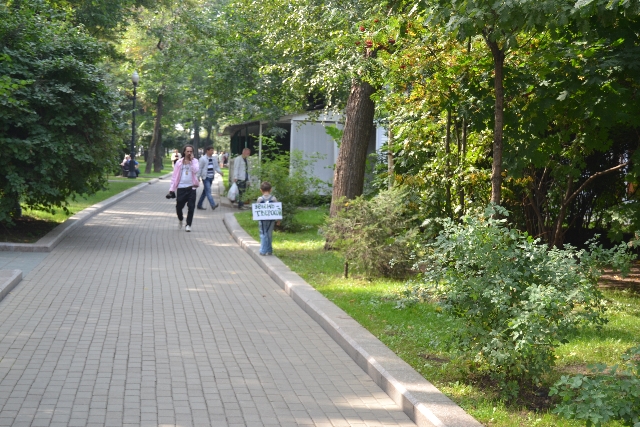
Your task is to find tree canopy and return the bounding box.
[0,1,125,223]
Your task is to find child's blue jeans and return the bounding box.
[259,220,276,254]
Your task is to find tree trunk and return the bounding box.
[459,39,471,215]
[551,161,629,247]
[445,108,452,216]
[329,79,375,217]
[193,119,200,157]
[552,176,573,248]
[459,116,467,215]
[527,166,550,241]
[205,123,213,147]
[145,94,163,174]
[387,130,394,190]
[153,126,163,173]
[485,37,505,205]
[205,108,215,147]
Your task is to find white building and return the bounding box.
[223,112,388,186]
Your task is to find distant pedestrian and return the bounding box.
[168,145,199,232]
[197,146,223,211]
[257,181,278,256]
[233,148,251,210]
[171,149,180,165]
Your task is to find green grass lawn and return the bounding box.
[22,181,141,223]
[235,207,638,427]
[219,164,229,191]
[26,158,169,221]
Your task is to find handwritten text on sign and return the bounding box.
[252,202,283,220]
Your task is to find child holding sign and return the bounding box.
[257,182,278,256]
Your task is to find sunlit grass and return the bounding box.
[234,207,637,427]
[23,181,141,223]
[556,289,640,367]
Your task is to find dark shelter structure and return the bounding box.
[225,120,291,156]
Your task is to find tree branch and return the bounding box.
[563,161,629,208]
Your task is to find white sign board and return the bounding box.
[252,202,283,220]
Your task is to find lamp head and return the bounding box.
[131,71,140,86]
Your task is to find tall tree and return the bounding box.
[428,0,569,205]
[502,0,640,246]
[0,1,123,224]
[222,0,390,214]
[120,3,195,173]
[331,79,377,215]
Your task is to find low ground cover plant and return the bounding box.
[551,344,640,427]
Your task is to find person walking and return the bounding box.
[257,181,278,256]
[233,147,251,210]
[171,149,180,165]
[167,145,199,232]
[197,146,223,211]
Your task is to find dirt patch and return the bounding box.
[516,386,557,412]
[557,364,590,376]
[418,353,449,364]
[465,374,557,411]
[599,262,640,291]
[0,216,59,243]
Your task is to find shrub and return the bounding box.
[0,3,124,224]
[251,139,328,231]
[415,204,634,399]
[322,187,419,278]
[550,345,640,427]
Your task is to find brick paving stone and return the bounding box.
[0,179,415,426]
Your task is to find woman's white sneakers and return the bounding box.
[185,225,191,232]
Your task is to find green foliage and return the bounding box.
[49,0,160,38]
[324,125,343,148]
[0,2,124,225]
[373,0,640,247]
[604,194,640,244]
[323,187,419,278]
[252,138,328,232]
[416,204,635,399]
[550,345,640,427]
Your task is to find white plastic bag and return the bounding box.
[227,182,238,201]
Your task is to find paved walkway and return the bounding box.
[0,253,48,276]
[0,179,415,427]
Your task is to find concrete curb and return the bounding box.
[0,269,21,303]
[0,174,171,252]
[223,212,483,427]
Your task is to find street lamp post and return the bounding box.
[129,71,140,179]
